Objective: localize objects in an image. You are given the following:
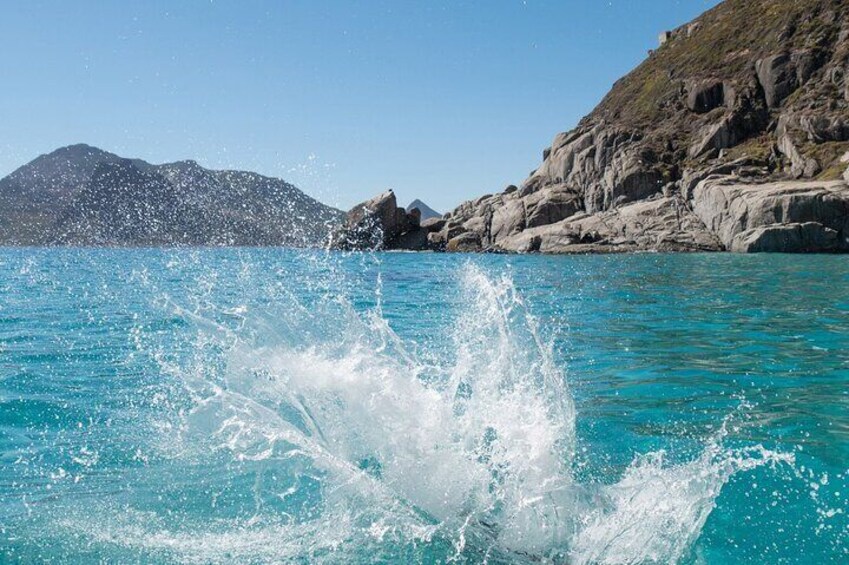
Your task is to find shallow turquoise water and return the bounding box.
[0,249,846,563]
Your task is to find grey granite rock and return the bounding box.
[496,196,721,253]
[776,133,821,178]
[732,222,840,252]
[421,217,447,232]
[689,178,849,252]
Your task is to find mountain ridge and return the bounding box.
[0,144,343,246]
[405,199,440,221]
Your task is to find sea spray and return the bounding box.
[143,261,793,562]
[4,250,839,563]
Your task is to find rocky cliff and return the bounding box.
[0,144,342,246]
[430,0,849,253]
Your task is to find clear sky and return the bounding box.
[0,0,720,212]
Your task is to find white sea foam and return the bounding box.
[65,262,795,563]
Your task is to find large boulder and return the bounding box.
[395,227,429,250]
[756,53,798,109]
[524,186,582,228]
[755,49,825,109]
[690,115,736,158]
[733,222,841,252]
[421,217,447,232]
[776,133,820,178]
[686,80,728,113]
[446,231,482,252]
[490,198,525,242]
[689,178,849,252]
[331,190,428,250]
[427,230,447,250]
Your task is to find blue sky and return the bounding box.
[0,1,720,211]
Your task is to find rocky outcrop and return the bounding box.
[756,53,800,109]
[686,79,729,113]
[495,196,722,254]
[524,126,665,214]
[776,132,821,178]
[446,232,483,252]
[330,190,437,251]
[734,222,842,252]
[430,0,849,254]
[689,177,849,251]
[419,171,849,254]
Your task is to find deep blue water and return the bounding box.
[0,249,846,563]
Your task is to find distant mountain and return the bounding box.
[0,144,343,246]
[405,199,440,221]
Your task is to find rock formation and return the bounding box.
[330,190,431,250]
[428,0,849,253]
[0,144,342,246]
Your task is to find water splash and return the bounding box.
[57,260,796,563]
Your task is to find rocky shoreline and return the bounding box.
[332,166,849,254]
[334,0,849,255]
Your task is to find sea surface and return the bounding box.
[0,249,846,564]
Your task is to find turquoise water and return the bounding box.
[0,249,846,564]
